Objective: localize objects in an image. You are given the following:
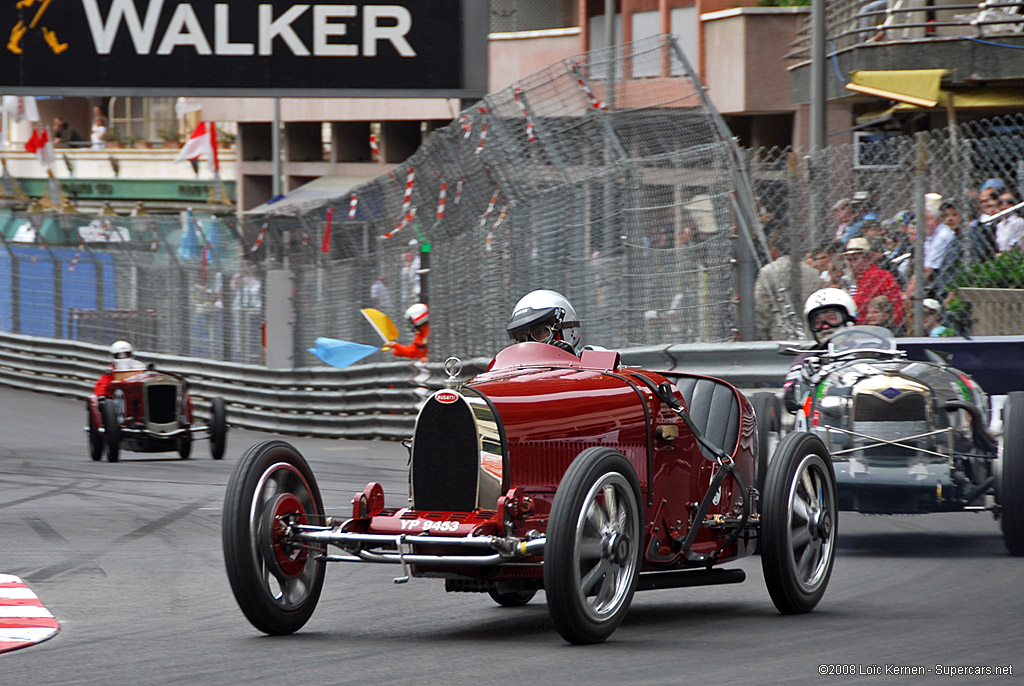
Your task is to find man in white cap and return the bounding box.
[923,193,954,286]
[922,298,951,337]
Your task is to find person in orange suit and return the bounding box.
[391,303,429,360]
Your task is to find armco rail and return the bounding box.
[2,331,1018,440]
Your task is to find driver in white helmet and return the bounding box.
[391,303,430,360]
[93,340,146,396]
[782,288,858,413]
[506,289,582,355]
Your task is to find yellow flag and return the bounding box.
[360,308,400,344]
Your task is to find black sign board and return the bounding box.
[1,0,487,97]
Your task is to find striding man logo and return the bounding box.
[8,0,67,55]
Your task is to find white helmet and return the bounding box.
[804,288,858,343]
[506,289,581,354]
[110,340,133,360]
[405,302,428,328]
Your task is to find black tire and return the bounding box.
[751,392,783,514]
[544,447,643,645]
[487,588,537,607]
[101,399,121,463]
[178,431,192,459]
[999,391,1024,556]
[222,440,326,635]
[761,432,837,614]
[209,397,228,460]
[88,400,103,462]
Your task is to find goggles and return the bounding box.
[512,322,558,344]
[507,306,564,345]
[810,308,845,330]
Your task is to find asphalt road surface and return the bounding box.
[2,386,1020,685]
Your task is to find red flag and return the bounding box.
[25,128,53,167]
[175,121,219,171]
[322,208,334,253]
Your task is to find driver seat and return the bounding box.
[674,376,741,460]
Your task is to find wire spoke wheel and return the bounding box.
[545,447,642,644]
[762,432,837,614]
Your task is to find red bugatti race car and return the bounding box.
[86,365,227,463]
[222,342,836,644]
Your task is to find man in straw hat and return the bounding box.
[842,236,906,330]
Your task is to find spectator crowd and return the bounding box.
[757,177,1024,339]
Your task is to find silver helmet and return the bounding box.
[506,289,581,354]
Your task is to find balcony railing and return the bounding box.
[788,0,1024,62]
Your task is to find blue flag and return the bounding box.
[307,337,380,369]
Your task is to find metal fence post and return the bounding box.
[913,131,928,337]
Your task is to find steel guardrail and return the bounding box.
[10,330,1015,441]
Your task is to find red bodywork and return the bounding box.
[345,342,756,582]
[88,368,195,451]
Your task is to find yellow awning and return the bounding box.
[845,69,950,108]
[855,87,1024,124]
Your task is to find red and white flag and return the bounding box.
[175,121,219,171]
[24,127,53,168]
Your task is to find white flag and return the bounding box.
[175,121,219,171]
[1,96,40,123]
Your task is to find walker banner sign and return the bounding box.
[1,0,487,96]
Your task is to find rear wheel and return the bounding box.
[88,400,103,461]
[761,432,837,614]
[222,440,326,635]
[544,447,642,645]
[178,431,192,459]
[999,392,1024,556]
[101,399,120,463]
[488,588,537,607]
[209,397,228,460]
[752,392,783,511]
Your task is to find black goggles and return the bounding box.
[507,306,563,345]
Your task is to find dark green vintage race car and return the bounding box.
[783,326,1023,556]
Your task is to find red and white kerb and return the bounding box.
[0,574,59,654]
[514,88,536,142]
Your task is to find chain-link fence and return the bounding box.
[0,211,262,362]
[4,36,1024,368]
[239,34,754,362]
[748,115,1024,339]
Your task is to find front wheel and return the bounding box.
[88,400,103,461]
[209,397,228,460]
[544,447,643,645]
[101,399,121,463]
[999,391,1024,556]
[222,440,326,635]
[760,432,837,614]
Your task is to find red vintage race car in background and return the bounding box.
[222,342,837,644]
[86,365,228,463]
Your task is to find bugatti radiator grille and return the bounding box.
[412,397,479,512]
[146,384,178,424]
